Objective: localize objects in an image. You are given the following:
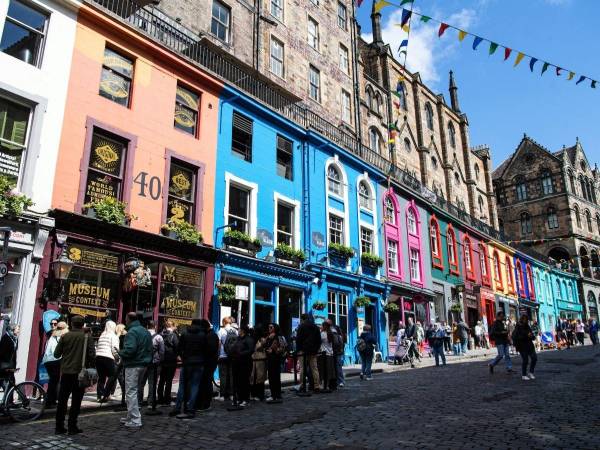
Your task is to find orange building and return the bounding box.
[27,2,223,378]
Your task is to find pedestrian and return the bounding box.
[118,312,153,428]
[357,324,376,380]
[442,321,452,354]
[296,314,321,393]
[396,321,406,348]
[42,321,68,408]
[230,324,254,407]
[197,319,219,411]
[114,323,127,407]
[140,320,164,412]
[512,314,537,381]
[575,319,585,346]
[588,318,598,345]
[415,321,425,357]
[250,326,267,401]
[216,316,237,401]
[507,316,517,355]
[565,319,575,348]
[265,323,285,403]
[54,315,95,435]
[330,320,345,387]
[425,323,434,357]
[474,321,483,349]
[488,311,513,374]
[95,320,119,403]
[404,318,420,365]
[481,320,490,349]
[317,321,336,391]
[0,324,20,393]
[456,319,470,355]
[430,323,447,367]
[157,320,179,405]
[452,324,461,356]
[170,318,206,419]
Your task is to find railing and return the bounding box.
[87,0,505,244]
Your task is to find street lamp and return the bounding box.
[52,250,75,281]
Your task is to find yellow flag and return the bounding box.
[458,30,467,42]
[514,52,525,67]
[374,0,392,13]
[568,71,575,81]
[402,24,410,33]
[398,75,405,82]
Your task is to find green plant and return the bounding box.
[383,302,400,313]
[354,296,371,308]
[84,197,136,225]
[224,229,261,247]
[328,243,354,259]
[161,219,202,244]
[361,253,384,267]
[0,176,33,217]
[275,243,306,262]
[217,283,236,305]
[312,301,326,311]
[450,303,463,313]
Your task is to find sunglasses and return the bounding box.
[51,322,58,326]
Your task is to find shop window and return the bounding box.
[223,279,250,326]
[0,255,23,317]
[228,183,250,233]
[328,291,348,337]
[159,263,204,328]
[276,201,294,246]
[211,0,231,42]
[83,129,128,206]
[231,112,253,162]
[409,248,421,282]
[328,214,344,245]
[0,97,30,185]
[254,284,275,330]
[174,84,200,136]
[447,226,459,274]
[278,288,302,340]
[430,216,443,269]
[360,226,373,254]
[0,0,48,67]
[166,159,198,224]
[276,135,293,180]
[387,239,398,274]
[99,47,134,107]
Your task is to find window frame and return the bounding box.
[328,291,348,338]
[99,46,134,108]
[384,195,396,225]
[493,250,503,290]
[270,0,284,21]
[479,243,491,287]
[447,225,459,275]
[425,102,434,131]
[211,0,231,43]
[541,170,553,195]
[276,135,293,181]
[506,255,515,294]
[0,95,32,188]
[275,200,295,247]
[358,181,372,211]
[338,43,349,74]
[341,89,352,124]
[328,213,344,245]
[224,173,257,237]
[231,111,253,162]
[520,212,532,235]
[308,65,321,102]
[360,226,373,255]
[547,207,559,229]
[516,180,527,201]
[430,216,443,269]
[526,264,536,299]
[162,151,204,226]
[269,36,285,78]
[173,83,200,137]
[462,235,475,281]
[307,16,319,51]
[516,260,526,297]
[1,0,49,68]
[386,239,399,274]
[448,122,456,148]
[337,2,348,30]
[409,248,421,282]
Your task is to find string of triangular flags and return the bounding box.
[368,1,598,89]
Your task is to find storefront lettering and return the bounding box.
[133,171,161,200]
[67,245,119,272]
[163,296,197,319]
[67,282,111,308]
[161,264,203,287]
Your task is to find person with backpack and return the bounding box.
[329,320,345,387]
[296,314,321,392]
[488,311,513,374]
[216,316,237,401]
[265,323,286,402]
[197,319,219,411]
[229,324,255,407]
[512,314,537,381]
[140,320,164,412]
[357,324,376,380]
[158,320,179,405]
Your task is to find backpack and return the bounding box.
[332,332,344,355]
[223,328,238,356]
[356,337,367,353]
[162,331,178,363]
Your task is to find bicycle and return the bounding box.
[0,369,46,422]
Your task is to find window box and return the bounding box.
[328,243,354,262]
[383,302,399,314]
[161,220,203,245]
[312,301,327,311]
[274,244,305,267]
[83,197,135,226]
[223,230,262,255]
[361,253,384,269]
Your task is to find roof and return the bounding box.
[492,156,511,180]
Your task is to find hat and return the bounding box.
[71,315,85,327]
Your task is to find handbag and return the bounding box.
[78,335,98,388]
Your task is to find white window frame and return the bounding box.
[307,17,319,51]
[339,43,349,74]
[358,181,372,211]
[341,90,351,124]
[410,248,421,282]
[360,226,373,255]
[0,96,33,190]
[224,172,258,238]
[273,192,300,249]
[337,2,347,30]
[270,36,284,78]
[328,213,344,245]
[387,239,399,274]
[270,0,283,21]
[407,208,417,235]
[309,65,320,102]
[211,0,231,43]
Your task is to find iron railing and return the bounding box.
[87,0,505,242]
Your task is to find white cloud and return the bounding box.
[362,8,477,86]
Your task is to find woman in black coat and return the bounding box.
[512,314,537,381]
[0,324,20,390]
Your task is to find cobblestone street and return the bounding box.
[3,346,599,450]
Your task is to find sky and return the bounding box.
[357,0,600,170]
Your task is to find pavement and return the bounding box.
[2,344,599,449]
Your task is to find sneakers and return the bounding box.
[521,375,530,381]
[488,364,494,374]
[338,383,345,388]
[120,417,129,424]
[265,396,274,402]
[239,401,248,407]
[124,422,142,428]
[366,376,373,381]
[528,373,536,380]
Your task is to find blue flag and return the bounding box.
[529,58,538,72]
[400,9,412,27]
[472,36,483,50]
[576,75,586,85]
[398,39,408,52]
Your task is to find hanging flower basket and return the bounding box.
[312,301,327,311]
[361,253,384,269]
[328,243,354,261]
[450,303,463,313]
[217,283,236,306]
[354,296,371,308]
[83,197,136,226]
[0,176,33,217]
[383,302,400,314]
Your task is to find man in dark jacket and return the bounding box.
[197,319,219,411]
[488,311,513,374]
[157,320,179,405]
[229,324,254,407]
[296,314,321,392]
[457,320,470,355]
[170,319,207,418]
[358,325,377,380]
[119,312,152,428]
[54,315,95,435]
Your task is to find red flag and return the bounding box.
[504,47,512,61]
[438,23,450,37]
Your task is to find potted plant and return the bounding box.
[161,219,203,245]
[83,197,136,226]
[361,252,384,269]
[328,243,354,261]
[223,229,262,254]
[0,176,33,217]
[312,301,326,311]
[354,296,371,313]
[450,303,463,313]
[274,243,306,266]
[383,302,400,314]
[217,283,236,306]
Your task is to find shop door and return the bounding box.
[254,284,275,331]
[467,307,478,328]
[279,288,302,341]
[485,301,495,326]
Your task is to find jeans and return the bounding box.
[519,349,537,376]
[232,358,252,403]
[490,344,512,370]
[267,355,282,399]
[335,354,345,385]
[197,363,216,410]
[432,346,446,366]
[157,364,176,404]
[591,331,598,345]
[360,353,373,378]
[125,367,145,426]
[218,358,234,399]
[44,360,61,405]
[460,339,468,354]
[175,365,203,413]
[55,373,84,430]
[141,363,160,409]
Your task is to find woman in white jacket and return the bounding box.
[42,321,68,407]
[95,320,120,402]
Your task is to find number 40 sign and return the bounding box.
[133,171,161,200]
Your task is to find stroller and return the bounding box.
[391,338,416,366]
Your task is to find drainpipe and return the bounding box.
[350,4,362,146]
[302,139,311,261]
[254,0,261,70]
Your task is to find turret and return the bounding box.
[449,70,460,113]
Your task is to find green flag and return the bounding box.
[420,15,431,23]
[400,0,414,5]
[489,42,498,55]
[541,62,549,75]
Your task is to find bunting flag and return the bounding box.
[556,67,562,76]
[541,62,550,75]
[402,24,410,32]
[489,42,499,55]
[568,71,575,81]
[357,0,364,6]
[400,0,413,4]
[472,36,483,50]
[514,52,525,67]
[420,15,431,23]
[400,9,412,27]
[438,23,450,37]
[592,80,597,89]
[576,75,586,85]
[504,48,512,61]
[393,100,401,109]
[529,58,538,72]
[374,0,392,13]
[458,30,468,42]
[398,39,408,52]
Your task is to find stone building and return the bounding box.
[493,135,600,320]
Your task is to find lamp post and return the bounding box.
[50,247,75,302]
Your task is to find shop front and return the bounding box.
[476,286,496,330]
[495,294,518,321]
[462,287,480,328]
[518,297,539,322]
[557,300,583,320]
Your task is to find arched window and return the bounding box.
[463,236,474,279]
[574,204,581,228]
[580,175,587,200]
[520,212,532,235]
[447,122,456,148]
[526,264,535,299]
[515,177,527,201]
[430,216,443,268]
[369,127,381,153]
[327,165,342,196]
[407,207,417,235]
[585,209,593,232]
[547,207,559,229]
[358,181,372,211]
[447,226,459,273]
[555,278,561,299]
[480,244,490,285]
[404,138,411,153]
[478,196,485,216]
[516,260,525,295]
[384,196,395,224]
[568,170,576,194]
[374,93,382,115]
[431,156,438,170]
[425,102,434,131]
[474,163,480,180]
[506,255,515,293]
[398,82,407,110]
[365,86,373,110]
[541,170,553,195]
[493,251,503,289]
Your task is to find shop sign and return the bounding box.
[464,293,478,309]
[257,229,274,247]
[9,230,33,245]
[67,244,119,272]
[312,232,325,248]
[68,306,107,318]
[162,294,197,320]
[161,264,203,287]
[66,282,112,308]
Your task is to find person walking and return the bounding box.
[415,321,425,357]
[357,324,376,380]
[507,317,517,355]
[53,316,95,435]
[250,326,268,401]
[141,320,164,413]
[118,312,153,429]
[296,314,321,392]
[42,321,68,408]
[457,319,470,355]
[157,320,179,405]
[216,316,237,401]
[170,318,206,419]
[317,321,336,391]
[430,323,447,367]
[575,319,585,346]
[230,324,254,407]
[512,314,538,381]
[95,320,119,403]
[488,312,513,374]
[113,323,127,407]
[442,322,452,355]
[565,319,575,348]
[330,321,345,387]
[265,323,285,402]
[0,324,20,393]
[588,318,598,345]
[197,319,219,411]
[474,321,483,349]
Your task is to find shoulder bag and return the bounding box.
[78,335,98,388]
